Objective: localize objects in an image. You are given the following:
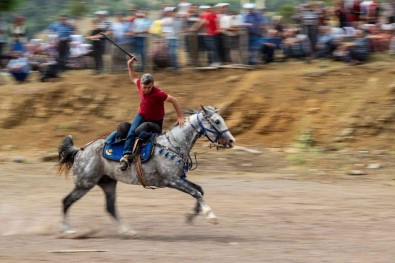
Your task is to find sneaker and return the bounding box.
[209,62,221,68]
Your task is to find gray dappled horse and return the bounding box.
[58,106,235,237]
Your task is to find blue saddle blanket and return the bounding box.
[103,133,154,162]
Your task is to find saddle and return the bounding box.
[103,122,161,163]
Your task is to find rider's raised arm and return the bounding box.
[165,95,185,126]
[127,58,139,85]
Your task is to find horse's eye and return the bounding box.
[214,120,220,125]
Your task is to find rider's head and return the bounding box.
[141,73,154,94]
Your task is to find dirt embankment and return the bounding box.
[0,57,394,154]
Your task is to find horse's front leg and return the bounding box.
[183,180,205,224]
[168,177,218,224]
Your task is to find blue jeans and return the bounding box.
[123,113,163,155]
[204,35,219,64]
[248,34,260,65]
[134,37,146,71]
[167,38,178,70]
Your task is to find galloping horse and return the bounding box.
[57,106,235,237]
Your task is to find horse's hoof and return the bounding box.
[120,230,138,239]
[185,212,196,224]
[58,229,97,239]
[207,212,219,225]
[208,217,219,225]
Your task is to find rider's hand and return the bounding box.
[127,58,135,67]
[177,117,185,127]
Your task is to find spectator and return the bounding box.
[200,5,222,67]
[37,53,59,82]
[86,19,106,74]
[49,15,75,72]
[9,15,28,44]
[383,0,395,24]
[270,16,285,36]
[315,26,336,58]
[226,10,243,64]
[334,1,349,28]
[184,4,201,67]
[0,15,7,61]
[301,2,320,53]
[131,10,151,72]
[6,51,30,83]
[282,29,312,61]
[162,7,182,71]
[242,3,265,65]
[216,3,232,64]
[177,0,191,18]
[107,12,132,73]
[360,0,380,24]
[259,29,282,64]
[334,29,370,64]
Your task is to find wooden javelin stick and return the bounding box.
[99,32,138,61]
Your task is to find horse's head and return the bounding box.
[192,105,235,148]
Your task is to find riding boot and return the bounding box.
[119,154,134,171]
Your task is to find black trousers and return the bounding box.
[57,39,70,72]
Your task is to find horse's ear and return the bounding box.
[201,105,209,115]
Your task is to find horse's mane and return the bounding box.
[183,108,199,116]
[183,106,218,117]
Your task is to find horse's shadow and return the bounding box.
[75,232,250,243]
[136,234,250,243]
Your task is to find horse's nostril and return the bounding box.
[229,140,234,144]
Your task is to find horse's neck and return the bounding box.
[160,115,199,154]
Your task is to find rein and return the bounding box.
[79,132,112,150]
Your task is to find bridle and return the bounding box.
[190,112,229,143]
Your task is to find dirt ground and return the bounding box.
[0,57,395,262]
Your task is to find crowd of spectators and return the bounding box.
[0,0,394,84]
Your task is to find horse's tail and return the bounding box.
[57,135,79,177]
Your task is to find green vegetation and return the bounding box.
[3,0,336,37]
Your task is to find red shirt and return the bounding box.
[200,12,218,36]
[136,79,168,121]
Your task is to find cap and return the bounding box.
[164,7,176,12]
[199,5,211,9]
[94,10,108,16]
[141,73,154,84]
[243,3,256,9]
[214,3,229,8]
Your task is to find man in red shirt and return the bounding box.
[199,5,221,67]
[120,58,184,170]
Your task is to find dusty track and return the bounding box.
[1,157,395,263]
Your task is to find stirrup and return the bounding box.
[119,154,133,171]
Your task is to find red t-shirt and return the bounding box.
[136,79,168,121]
[200,12,218,36]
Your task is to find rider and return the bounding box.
[119,58,185,170]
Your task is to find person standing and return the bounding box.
[120,58,184,170]
[107,12,132,73]
[131,10,151,72]
[50,15,75,72]
[242,3,265,65]
[86,19,105,74]
[162,7,183,71]
[0,15,7,60]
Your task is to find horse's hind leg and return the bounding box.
[97,175,137,238]
[168,177,217,224]
[61,185,93,233]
